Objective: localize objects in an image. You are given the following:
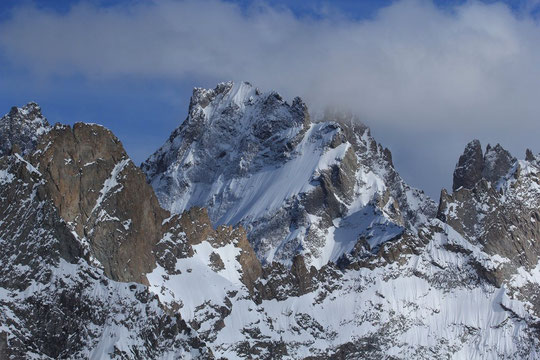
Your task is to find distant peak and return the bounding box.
[1,102,50,156]
[8,101,44,120]
[526,149,536,162]
[452,139,484,191]
[485,143,507,154]
[467,139,482,150]
[484,143,510,157]
[186,81,308,132]
[482,143,515,184]
[453,140,517,192]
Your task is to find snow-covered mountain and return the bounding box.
[0,102,50,156]
[2,87,540,359]
[142,81,436,269]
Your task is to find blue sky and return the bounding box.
[1,0,540,198]
[1,0,535,18]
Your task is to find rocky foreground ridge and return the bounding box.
[1,84,540,359]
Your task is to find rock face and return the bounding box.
[3,92,540,359]
[482,143,516,184]
[30,122,166,283]
[143,81,436,269]
[140,83,540,359]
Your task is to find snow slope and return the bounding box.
[146,215,540,359]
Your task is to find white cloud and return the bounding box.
[1,0,540,196]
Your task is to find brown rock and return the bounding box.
[31,123,167,284]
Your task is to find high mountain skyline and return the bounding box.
[2,0,540,198]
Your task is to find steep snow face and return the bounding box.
[0,102,50,156]
[143,82,436,268]
[142,81,310,213]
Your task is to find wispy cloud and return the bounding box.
[1,0,540,196]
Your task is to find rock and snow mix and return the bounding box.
[1,85,540,359]
[143,81,436,269]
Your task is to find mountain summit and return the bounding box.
[143,81,436,269]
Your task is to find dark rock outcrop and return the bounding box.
[157,207,263,292]
[526,148,535,162]
[452,140,516,192]
[453,139,484,191]
[441,141,540,311]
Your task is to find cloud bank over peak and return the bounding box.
[1,0,539,197]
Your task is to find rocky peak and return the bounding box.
[8,101,43,118]
[452,140,516,191]
[187,81,309,130]
[11,117,264,290]
[143,81,436,269]
[440,139,540,290]
[452,139,484,191]
[525,148,536,162]
[0,145,211,358]
[482,143,516,185]
[0,102,50,156]
[142,81,311,197]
